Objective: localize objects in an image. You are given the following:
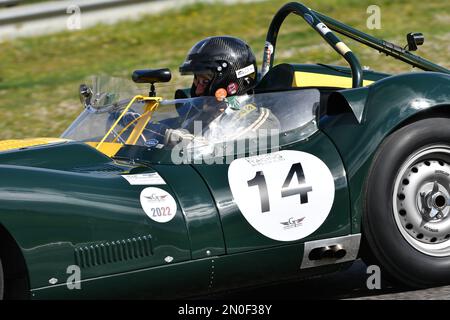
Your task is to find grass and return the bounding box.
[0,0,448,139]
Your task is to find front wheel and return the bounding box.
[363,117,450,288]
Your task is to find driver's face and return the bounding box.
[193,74,212,96]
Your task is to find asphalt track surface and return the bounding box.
[210,260,450,300]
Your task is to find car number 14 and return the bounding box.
[228,150,335,241]
[248,162,313,213]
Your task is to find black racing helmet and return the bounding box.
[180,36,257,97]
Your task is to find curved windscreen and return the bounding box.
[62,77,320,159]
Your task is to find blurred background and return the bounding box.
[0,0,448,140]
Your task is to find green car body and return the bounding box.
[0,2,449,299]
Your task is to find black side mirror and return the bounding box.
[407,32,424,51]
[79,84,92,107]
[132,68,172,97]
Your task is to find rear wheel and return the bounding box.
[363,117,450,288]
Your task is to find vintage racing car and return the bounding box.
[0,2,449,299]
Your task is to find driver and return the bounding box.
[180,35,258,98]
[166,36,280,146]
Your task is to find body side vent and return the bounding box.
[74,235,153,268]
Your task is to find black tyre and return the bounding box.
[363,117,450,288]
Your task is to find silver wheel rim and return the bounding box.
[393,145,450,257]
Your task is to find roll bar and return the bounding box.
[261,2,364,88]
[312,11,450,74]
[261,2,450,85]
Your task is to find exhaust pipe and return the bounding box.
[308,244,347,261]
[332,244,347,259]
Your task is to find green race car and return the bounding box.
[0,2,449,299]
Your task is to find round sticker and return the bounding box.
[140,187,177,223]
[215,88,227,101]
[227,82,238,95]
[228,150,335,241]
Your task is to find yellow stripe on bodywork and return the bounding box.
[85,142,122,158]
[0,138,68,152]
[293,71,374,88]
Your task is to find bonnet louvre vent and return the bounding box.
[74,235,153,268]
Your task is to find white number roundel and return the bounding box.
[228,150,335,241]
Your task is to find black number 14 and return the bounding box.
[247,162,313,213]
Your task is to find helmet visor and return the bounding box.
[179,57,217,75]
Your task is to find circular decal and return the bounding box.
[140,187,177,223]
[228,150,335,241]
[215,88,227,101]
[227,82,238,95]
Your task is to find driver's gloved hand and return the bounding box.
[164,128,194,146]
